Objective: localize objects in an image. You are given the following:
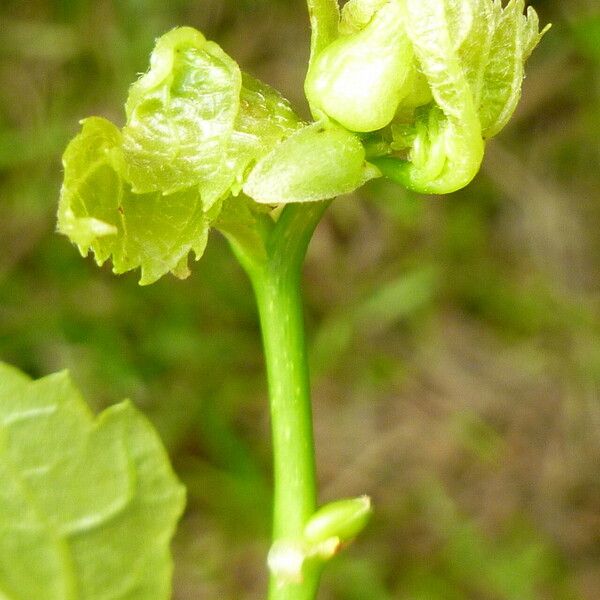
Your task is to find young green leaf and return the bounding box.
[394,0,547,191]
[0,362,185,600]
[478,1,551,138]
[243,122,378,203]
[120,28,300,210]
[58,117,209,285]
[58,27,306,284]
[374,0,484,194]
[120,27,242,199]
[308,0,548,195]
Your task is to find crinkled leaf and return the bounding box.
[58,117,208,285]
[244,122,377,203]
[376,0,484,194]
[479,1,550,137]
[445,0,475,51]
[120,28,300,210]
[120,27,242,198]
[366,0,547,193]
[216,73,301,204]
[58,28,305,283]
[456,0,496,110]
[411,0,548,140]
[442,0,549,137]
[0,362,185,600]
[477,0,525,137]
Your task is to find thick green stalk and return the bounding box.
[229,202,330,600]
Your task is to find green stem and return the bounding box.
[306,0,340,66]
[228,202,330,600]
[305,0,339,119]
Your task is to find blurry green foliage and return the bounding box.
[571,13,600,60]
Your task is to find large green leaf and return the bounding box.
[0,363,186,600]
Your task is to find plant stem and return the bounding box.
[229,202,330,600]
[306,0,340,65]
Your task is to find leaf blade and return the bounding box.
[0,364,186,600]
[121,27,242,197]
[57,117,209,285]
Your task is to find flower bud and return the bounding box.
[243,122,378,204]
[305,0,414,132]
[303,495,372,546]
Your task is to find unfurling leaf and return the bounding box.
[120,27,242,199]
[119,27,300,209]
[58,27,303,284]
[0,362,185,600]
[58,117,209,285]
[374,0,485,193]
[478,1,549,137]
[307,0,549,194]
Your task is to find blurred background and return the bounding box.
[1,0,599,598]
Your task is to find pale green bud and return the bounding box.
[305,0,414,132]
[304,495,373,545]
[267,496,372,586]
